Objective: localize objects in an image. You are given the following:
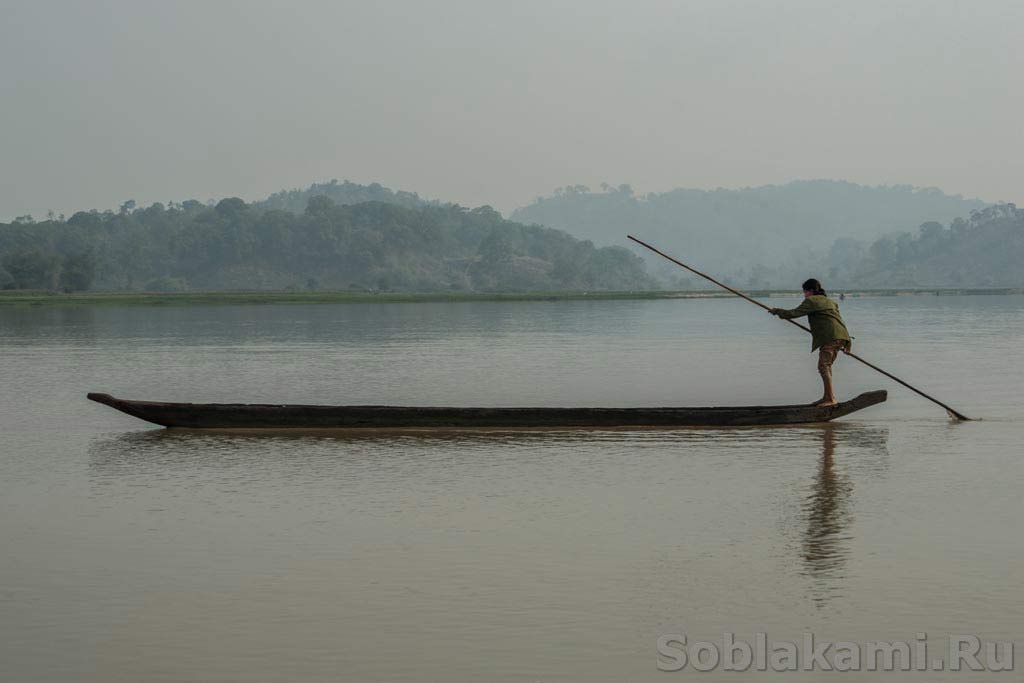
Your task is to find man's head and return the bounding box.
[802,278,826,298]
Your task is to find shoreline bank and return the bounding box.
[2,288,1023,307]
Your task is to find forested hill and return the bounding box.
[832,204,1024,288]
[0,194,655,293]
[257,179,431,213]
[512,181,988,280]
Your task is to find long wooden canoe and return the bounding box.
[87,390,887,429]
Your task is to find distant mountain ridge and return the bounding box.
[512,180,989,285]
[0,183,654,293]
[3,179,1018,293]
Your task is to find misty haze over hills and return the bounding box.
[2,179,1021,293]
[512,180,989,286]
[838,204,1024,288]
[0,184,653,293]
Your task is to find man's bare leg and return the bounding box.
[813,344,841,406]
[813,371,837,407]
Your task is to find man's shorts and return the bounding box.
[818,340,848,377]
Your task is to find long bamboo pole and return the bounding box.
[628,234,972,421]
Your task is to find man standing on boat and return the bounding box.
[769,279,852,407]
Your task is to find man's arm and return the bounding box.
[770,298,817,319]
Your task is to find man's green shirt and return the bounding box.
[775,295,852,351]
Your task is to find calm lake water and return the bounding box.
[1,296,1022,681]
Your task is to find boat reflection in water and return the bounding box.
[87,421,889,616]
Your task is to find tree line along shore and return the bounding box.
[3,180,1021,295]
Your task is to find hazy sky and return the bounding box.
[2,0,1021,220]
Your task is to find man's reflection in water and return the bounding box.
[801,423,888,608]
[803,425,851,574]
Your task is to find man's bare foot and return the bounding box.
[812,398,838,407]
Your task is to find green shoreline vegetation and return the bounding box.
[2,288,1022,307]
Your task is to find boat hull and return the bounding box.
[87,390,887,430]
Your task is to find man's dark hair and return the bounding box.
[802,278,826,296]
